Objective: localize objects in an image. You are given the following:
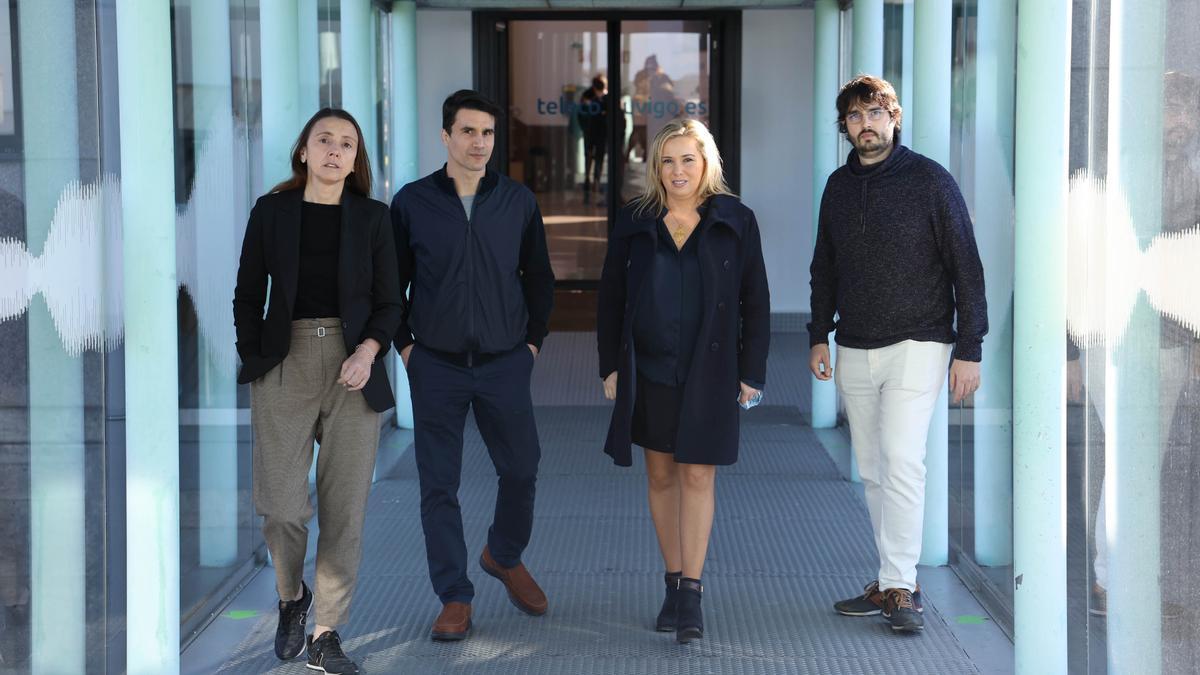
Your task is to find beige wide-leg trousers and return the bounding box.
[250,318,380,627]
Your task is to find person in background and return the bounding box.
[579,74,610,206]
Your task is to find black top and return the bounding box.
[633,218,703,386]
[807,144,988,361]
[293,201,341,319]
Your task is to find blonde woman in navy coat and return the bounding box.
[596,118,770,644]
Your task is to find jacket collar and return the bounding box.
[846,142,912,178]
[433,163,500,198]
[612,194,744,240]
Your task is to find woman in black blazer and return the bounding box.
[233,108,401,674]
[597,118,770,644]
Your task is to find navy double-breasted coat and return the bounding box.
[597,194,770,466]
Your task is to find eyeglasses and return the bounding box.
[845,108,890,124]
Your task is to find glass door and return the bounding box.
[479,11,737,329]
[505,20,610,284]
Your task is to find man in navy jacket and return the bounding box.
[391,90,555,641]
[809,76,987,633]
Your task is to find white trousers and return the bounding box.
[836,339,952,591]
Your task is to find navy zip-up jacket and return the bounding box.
[390,165,555,354]
[808,144,988,361]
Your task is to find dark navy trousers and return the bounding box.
[407,343,542,604]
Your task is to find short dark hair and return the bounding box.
[442,89,503,134]
[835,75,903,139]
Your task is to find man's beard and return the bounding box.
[854,130,891,155]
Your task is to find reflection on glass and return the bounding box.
[618,21,711,207]
[507,20,608,283]
[1,0,106,671]
[1063,0,1200,671]
[173,0,264,645]
[943,0,1017,636]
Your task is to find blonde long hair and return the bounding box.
[632,118,732,218]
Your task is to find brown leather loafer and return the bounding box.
[431,601,472,641]
[479,546,548,616]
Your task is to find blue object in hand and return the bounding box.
[739,390,763,410]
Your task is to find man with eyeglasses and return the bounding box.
[807,75,987,633]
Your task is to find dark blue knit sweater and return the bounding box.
[807,144,988,361]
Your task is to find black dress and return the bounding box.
[630,218,702,454]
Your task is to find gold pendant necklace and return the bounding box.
[667,213,690,248]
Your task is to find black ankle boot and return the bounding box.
[655,572,682,631]
[675,577,704,643]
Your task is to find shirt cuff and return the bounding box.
[525,331,547,351]
[953,340,982,362]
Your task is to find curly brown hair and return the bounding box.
[835,75,903,140]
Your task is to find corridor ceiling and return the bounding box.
[414,0,815,7]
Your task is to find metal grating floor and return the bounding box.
[210,332,979,674]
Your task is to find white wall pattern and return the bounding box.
[176,123,253,373]
[0,175,122,354]
[0,124,254,372]
[1067,171,1200,347]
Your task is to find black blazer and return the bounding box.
[233,188,404,412]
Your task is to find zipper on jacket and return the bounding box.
[464,197,475,353]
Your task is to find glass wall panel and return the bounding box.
[319,0,342,109]
[0,1,111,671]
[947,0,1017,635]
[1066,0,1200,672]
[0,0,383,669]
[945,0,1017,635]
[171,0,263,646]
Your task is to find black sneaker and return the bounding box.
[275,581,313,660]
[834,580,925,616]
[882,588,924,632]
[307,630,359,674]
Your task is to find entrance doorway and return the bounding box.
[475,11,741,329]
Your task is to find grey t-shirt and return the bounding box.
[460,194,475,220]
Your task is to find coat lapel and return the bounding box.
[277,189,303,317]
[338,190,364,312]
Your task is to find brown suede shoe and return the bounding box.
[479,546,548,616]
[431,601,472,641]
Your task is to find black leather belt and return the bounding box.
[420,344,507,368]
